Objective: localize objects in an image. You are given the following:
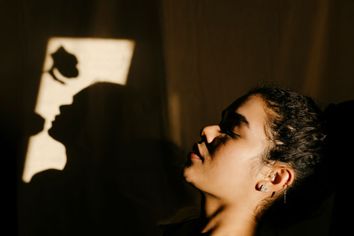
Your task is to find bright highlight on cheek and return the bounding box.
[22,37,135,183]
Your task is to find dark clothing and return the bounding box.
[161,218,206,236]
[159,206,209,236]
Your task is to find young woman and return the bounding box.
[163,87,327,236]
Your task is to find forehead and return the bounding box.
[228,95,268,135]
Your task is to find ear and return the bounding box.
[256,164,295,193]
[269,165,295,192]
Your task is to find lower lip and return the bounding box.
[190,152,202,161]
[52,117,58,124]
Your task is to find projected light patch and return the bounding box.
[23,37,135,183]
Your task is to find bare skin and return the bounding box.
[184,95,294,236]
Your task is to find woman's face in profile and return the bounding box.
[48,91,87,144]
[184,95,271,201]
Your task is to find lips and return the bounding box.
[191,143,204,161]
[51,113,61,126]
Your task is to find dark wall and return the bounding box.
[1,1,28,234]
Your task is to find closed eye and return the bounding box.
[221,128,240,139]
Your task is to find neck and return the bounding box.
[201,193,258,236]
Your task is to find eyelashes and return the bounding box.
[206,129,239,155]
[224,129,240,139]
[220,126,240,139]
[219,115,241,139]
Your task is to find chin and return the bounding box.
[183,167,203,190]
[183,166,194,183]
[47,126,57,138]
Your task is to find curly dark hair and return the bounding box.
[228,87,327,186]
[226,86,330,228]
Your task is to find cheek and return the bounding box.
[211,143,262,184]
[184,141,265,194]
[212,156,251,183]
[204,160,256,198]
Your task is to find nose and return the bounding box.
[200,125,221,143]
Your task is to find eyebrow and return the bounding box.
[221,110,250,128]
[234,112,249,128]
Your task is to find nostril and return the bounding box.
[198,135,207,144]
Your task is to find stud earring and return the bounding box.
[260,184,268,192]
